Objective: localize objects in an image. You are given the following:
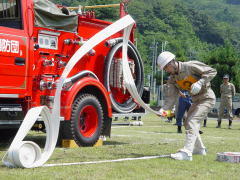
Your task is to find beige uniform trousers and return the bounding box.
[218,97,233,120]
[181,88,215,155]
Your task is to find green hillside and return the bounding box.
[127,0,240,95]
[183,0,240,28]
[51,0,240,94]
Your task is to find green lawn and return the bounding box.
[0,114,239,180]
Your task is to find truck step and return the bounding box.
[0,104,22,112]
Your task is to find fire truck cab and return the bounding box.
[0,0,147,146]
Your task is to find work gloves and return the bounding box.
[190,79,205,95]
[158,108,167,117]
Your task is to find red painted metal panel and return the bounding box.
[61,77,112,120]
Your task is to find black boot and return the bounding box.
[216,120,221,128]
[177,126,182,133]
[229,119,232,129]
[203,119,207,127]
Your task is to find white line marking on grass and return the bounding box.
[206,136,239,140]
[137,125,163,127]
[43,155,171,167]
[131,130,175,135]
[112,125,164,128]
[111,134,133,137]
[206,136,223,139]
[112,126,129,129]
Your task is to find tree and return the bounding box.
[205,41,240,96]
[88,0,119,21]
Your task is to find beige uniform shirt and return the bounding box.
[220,83,236,98]
[163,61,217,110]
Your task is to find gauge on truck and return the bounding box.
[38,34,58,50]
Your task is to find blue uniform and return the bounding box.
[176,91,192,126]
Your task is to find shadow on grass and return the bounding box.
[0,135,47,150]
[0,137,129,150]
[0,142,10,150]
[24,135,47,147]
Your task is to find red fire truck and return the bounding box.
[0,0,148,146]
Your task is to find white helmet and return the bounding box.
[157,51,175,70]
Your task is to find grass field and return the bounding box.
[0,114,239,180]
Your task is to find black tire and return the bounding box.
[70,94,103,147]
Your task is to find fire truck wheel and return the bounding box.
[70,94,103,147]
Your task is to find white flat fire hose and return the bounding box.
[121,26,159,114]
[2,15,159,168]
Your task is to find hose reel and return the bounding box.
[104,39,144,113]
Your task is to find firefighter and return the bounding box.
[157,51,216,161]
[216,74,236,129]
[176,90,192,133]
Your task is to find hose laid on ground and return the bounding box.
[43,155,170,167]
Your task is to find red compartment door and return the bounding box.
[0,32,28,96]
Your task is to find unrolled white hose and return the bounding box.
[121,25,159,114]
[43,155,170,167]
